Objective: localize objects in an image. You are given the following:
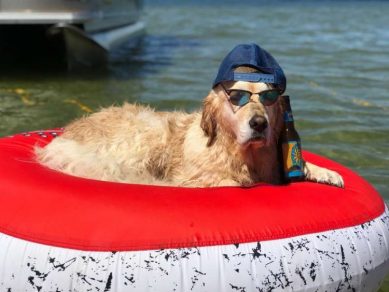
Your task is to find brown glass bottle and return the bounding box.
[281,95,304,182]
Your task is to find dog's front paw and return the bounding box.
[304,162,344,188]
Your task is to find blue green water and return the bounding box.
[1,0,387,197]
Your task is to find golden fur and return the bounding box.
[36,79,344,187]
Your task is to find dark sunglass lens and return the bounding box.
[260,91,279,105]
[229,91,250,106]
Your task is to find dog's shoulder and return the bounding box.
[61,103,157,141]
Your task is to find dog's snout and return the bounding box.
[249,115,268,133]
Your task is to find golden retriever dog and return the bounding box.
[36,66,344,188]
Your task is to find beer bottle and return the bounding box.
[281,95,304,182]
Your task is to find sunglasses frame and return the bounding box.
[221,83,281,110]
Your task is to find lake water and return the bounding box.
[1,0,387,197]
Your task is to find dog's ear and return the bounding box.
[200,91,218,147]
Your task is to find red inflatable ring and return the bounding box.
[0,130,388,292]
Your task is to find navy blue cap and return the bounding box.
[213,44,286,93]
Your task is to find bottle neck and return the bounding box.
[282,95,294,124]
[283,110,294,123]
[282,95,293,111]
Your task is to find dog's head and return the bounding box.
[201,67,283,149]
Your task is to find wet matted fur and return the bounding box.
[36,65,343,188]
[36,82,343,188]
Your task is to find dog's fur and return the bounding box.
[36,68,344,188]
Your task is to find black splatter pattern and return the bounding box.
[1,208,389,291]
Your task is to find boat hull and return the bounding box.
[0,0,144,70]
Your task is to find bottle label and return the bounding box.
[283,111,294,122]
[282,141,304,177]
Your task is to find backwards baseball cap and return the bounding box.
[213,43,286,93]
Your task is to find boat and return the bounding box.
[0,0,145,70]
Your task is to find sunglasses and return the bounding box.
[221,84,280,107]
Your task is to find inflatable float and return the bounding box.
[0,129,389,292]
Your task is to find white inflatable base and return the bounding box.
[1,207,389,292]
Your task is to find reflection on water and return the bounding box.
[0,1,388,200]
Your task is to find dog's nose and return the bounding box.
[249,115,268,133]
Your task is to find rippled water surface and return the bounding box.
[0,0,388,199]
